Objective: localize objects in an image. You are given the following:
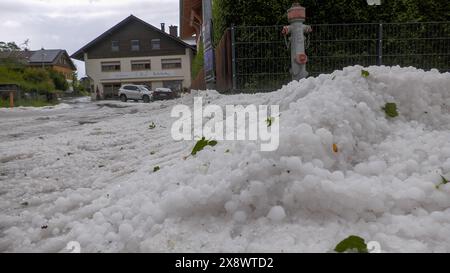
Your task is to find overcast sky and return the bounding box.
[0,0,180,77]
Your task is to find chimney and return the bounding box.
[160,23,165,33]
[169,25,178,37]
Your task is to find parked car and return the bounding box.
[152,88,180,101]
[118,84,152,103]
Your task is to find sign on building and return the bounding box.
[202,0,215,87]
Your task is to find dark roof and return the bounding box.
[29,49,62,63]
[0,49,76,70]
[71,15,195,61]
[0,50,34,63]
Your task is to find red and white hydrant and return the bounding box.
[282,3,312,81]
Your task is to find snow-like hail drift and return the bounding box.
[1,66,450,252]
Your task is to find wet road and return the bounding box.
[0,97,141,143]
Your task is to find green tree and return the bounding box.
[0,41,20,51]
[71,71,79,92]
[48,69,69,91]
[71,71,89,95]
[20,39,30,51]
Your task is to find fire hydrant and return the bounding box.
[282,3,312,81]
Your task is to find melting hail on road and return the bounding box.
[1,66,450,253]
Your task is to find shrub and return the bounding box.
[48,69,69,91]
[0,64,58,95]
[0,97,57,108]
[22,68,55,94]
[191,42,204,79]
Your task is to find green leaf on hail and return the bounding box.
[191,137,218,156]
[383,102,399,118]
[334,235,368,253]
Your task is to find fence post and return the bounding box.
[231,24,237,91]
[9,91,14,108]
[376,23,383,66]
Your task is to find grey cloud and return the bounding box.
[0,0,180,77]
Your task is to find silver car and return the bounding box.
[118,84,153,103]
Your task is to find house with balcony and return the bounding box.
[71,15,195,100]
[0,49,76,90]
[179,0,203,45]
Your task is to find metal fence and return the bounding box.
[228,22,450,92]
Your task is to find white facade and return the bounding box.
[84,48,193,99]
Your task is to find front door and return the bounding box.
[102,83,121,99]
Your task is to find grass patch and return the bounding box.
[0,98,58,108]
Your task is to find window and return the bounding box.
[143,83,152,90]
[123,85,139,91]
[161,58,182,69]
[111,41,119,52]
[151,39,161,50]
[101,61,121,72]
[131,60,151,71]
[103,83,121,99]
[127,83,152,90]
[131,40,140,51]
[163,80,183,92]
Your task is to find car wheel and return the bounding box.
[143,95,150,103]
[120,94,127,102]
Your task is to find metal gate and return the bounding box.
[221,22,450,93]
